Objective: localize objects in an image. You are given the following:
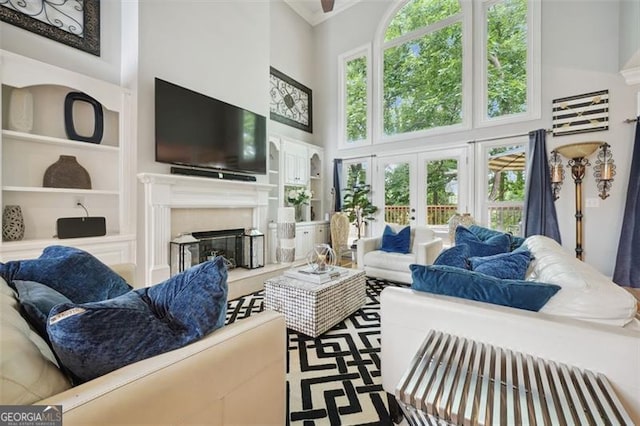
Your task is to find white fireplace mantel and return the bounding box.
[138,173,275,285]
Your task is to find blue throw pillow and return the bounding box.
[380,225,411,254]
[455,226,510,257]
[433,244,470,269]
[47,257,229,383]
[469,250,531,280]
[0,246,131,303]
[14,280,72,340]
[409,264,560,312]
[469,224,524,251]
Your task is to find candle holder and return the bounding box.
[549,150,564,201]
[593,142,616,200]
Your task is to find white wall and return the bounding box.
[0,2,122,84]
[269,1,318,145]
[135,0,270,284]
[314,0,639,276]
[619,0,640,70]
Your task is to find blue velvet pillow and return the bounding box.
[469,224,525,251]
[380,225,411,254]
[409,264,560,312]
[469,250,531,280]
[433,244,470,269]
[0,246,131,303]
[455,226,510,257]
[47,257,229,383]
[14,280,72,340]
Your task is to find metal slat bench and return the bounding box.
[396,330,634,425]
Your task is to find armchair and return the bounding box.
[356,225,443,284]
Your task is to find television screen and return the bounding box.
[155,78,266,175]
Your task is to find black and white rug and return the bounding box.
[225,278,397,426]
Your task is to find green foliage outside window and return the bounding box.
[346,57,368,143]
[487,0,528,118]
[384,0,461,42]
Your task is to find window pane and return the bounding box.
[486,0,527,118]
[383,22,462,135]
[345,162,367,188]
[385,0,461,42]
[487,145,525,234]
[384,162,410,225]
[425,159,458,225]
[345,56,368,143]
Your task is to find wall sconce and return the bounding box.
[549,150,564,200]
[551,141,614,260]
[593,142,616,200]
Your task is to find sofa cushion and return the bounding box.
[364,250,416,273]
[410,264,560,312]
[469,250,531,280]
[0,246,132,304]
[433,244,470,269]
[469,224,525,251]
[380,225,411,254]
[455,226,510,257]
[47,257,229,383]
[0,277,71,404]
[524,235,637,326]
[14,280,72,340]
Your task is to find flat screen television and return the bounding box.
[155,78,267,175]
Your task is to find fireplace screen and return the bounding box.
[170,228,245,275]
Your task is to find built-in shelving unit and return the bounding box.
[0,50,135,264]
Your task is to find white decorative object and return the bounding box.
[305,243,337,273]
[277,207,296,263]
[8,88,34,133]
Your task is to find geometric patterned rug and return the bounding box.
[225,278,400,425]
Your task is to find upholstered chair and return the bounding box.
[357,224,443,284]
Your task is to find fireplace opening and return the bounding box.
[171,228,260,275]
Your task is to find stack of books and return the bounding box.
[284,266,350,284]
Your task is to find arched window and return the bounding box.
[381,0,466,137]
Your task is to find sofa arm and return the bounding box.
[357,236,381,267]
[40,311,286,426]
[414,237,443,265]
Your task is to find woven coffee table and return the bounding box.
[264,268,366,337]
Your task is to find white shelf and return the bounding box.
[268,196,278,201]
[2,129,119,153]
[0,233,135,250]
[268,169,278,174]
[2,186,119,195]
[310,175,321,180]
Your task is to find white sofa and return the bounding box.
[381,235,640,423]
[357,225,443,284]
[1,264,287,425]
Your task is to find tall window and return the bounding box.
[339,45,371,148]
[382,0,464,136]
[483,0,531,121]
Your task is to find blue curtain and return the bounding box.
[333,158,343,212]
[613,118,640,288]
[523,129,562,243]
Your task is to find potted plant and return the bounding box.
[342,183,378,245]
[286,187,312,222]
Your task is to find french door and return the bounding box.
[374,148,469,234]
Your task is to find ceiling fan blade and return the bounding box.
[321,0,335,13]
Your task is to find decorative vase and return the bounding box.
[294,205,304,222]
[447,212,475,244]
[306,243,337,273]
[3,205,25,241]
[43,155,92,189]
[8,88,34,133]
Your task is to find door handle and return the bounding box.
[411,208,416,213]
[411,216,416,220]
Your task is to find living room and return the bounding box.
[1,0,639,424]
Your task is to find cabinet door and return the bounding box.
[283,141,308,185]
[295,224,314,260]
[315,224,329,244]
